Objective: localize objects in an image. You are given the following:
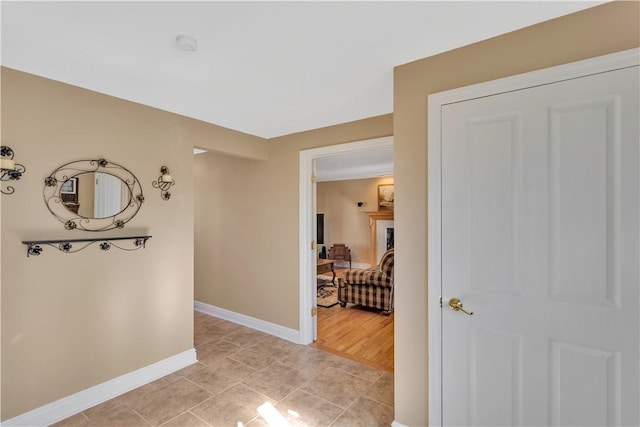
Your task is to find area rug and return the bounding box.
[317,285,338,308]
[317,274,335,282]
[317,275,339,308]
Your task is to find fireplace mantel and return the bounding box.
[365,211,394,266]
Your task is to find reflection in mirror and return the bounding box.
[44,158,144,232]
[61,172,131,219]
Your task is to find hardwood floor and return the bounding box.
[312,267,394,372]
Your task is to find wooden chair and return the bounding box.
[328,244,351,268]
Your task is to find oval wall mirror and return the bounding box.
[60,172,132,219]
[44,158,144,231]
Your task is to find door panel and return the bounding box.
[470,328,522,426]
[549,98,619,306]
[549,340,620,426]
[469,114,520,294]
[441,66,639,426]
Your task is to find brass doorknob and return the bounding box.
[448,298,474,315]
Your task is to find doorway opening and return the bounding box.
[298,136,394,364]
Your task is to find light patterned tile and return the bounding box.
[223,327,271,347]
[280,347,343,377]
[51,412,89,427]
[196,339,242,366]
[54,310,393,427]
[187,357,256,396]
[205,319,247,338]
[194,317,244,346]
[174,362,206,378]
[260,335,306,354]
[148,373,184,390]
[160,411,210,427]
[365,372,394,406]
[329,357,385,383]
[229,341,293,370]
[332,397,394,427]
[194,319,225,347]
[243,362,313,401]
[191,384,274,427]
[245,417,268,426]
[88,405,151,426]
[83,373,184,419]
[130,378,211,426]
[273,389,343,427]
[194,311,219,324]
[84,386,152,418]
[300,368,370,409]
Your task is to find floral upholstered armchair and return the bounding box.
[337,248,394,315]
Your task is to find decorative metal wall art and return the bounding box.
[43,158,144,231]
[1,145,27,195]
[22,236,152,257]
[152,166,175,200]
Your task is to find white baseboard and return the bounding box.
[194,300,300,344]
[2,349,197,427]
[391,421,409,427]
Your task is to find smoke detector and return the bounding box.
[176,35,197,51]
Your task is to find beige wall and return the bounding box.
[194,152,281,321]
[393,2,640,425]
[317,177,393,265]
[3,1,638,424]
[193,115,392,330]
[0,68,266,420]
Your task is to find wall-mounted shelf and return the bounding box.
[21,236,152,257]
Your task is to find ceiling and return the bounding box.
[0,1,603,139]
[315,145,393,182]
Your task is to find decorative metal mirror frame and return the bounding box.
[43,158,144,231]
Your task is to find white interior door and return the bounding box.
[94,172,122,218]
[440,66,639,426]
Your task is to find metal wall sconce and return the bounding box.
[1,145,26,195]
[152,166,175,200]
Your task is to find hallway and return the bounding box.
[53,311,394,426]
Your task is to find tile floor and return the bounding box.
[53,310,394,426]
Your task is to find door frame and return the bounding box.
[298,136,393,345]
[427,48,639,426]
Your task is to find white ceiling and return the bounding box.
[315,145,393,182]
[1,1,603,139]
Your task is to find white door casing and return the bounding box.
[94,172,122,218]
[298,136,393,345]
[311,159,318,341]
[428,49,639,426]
